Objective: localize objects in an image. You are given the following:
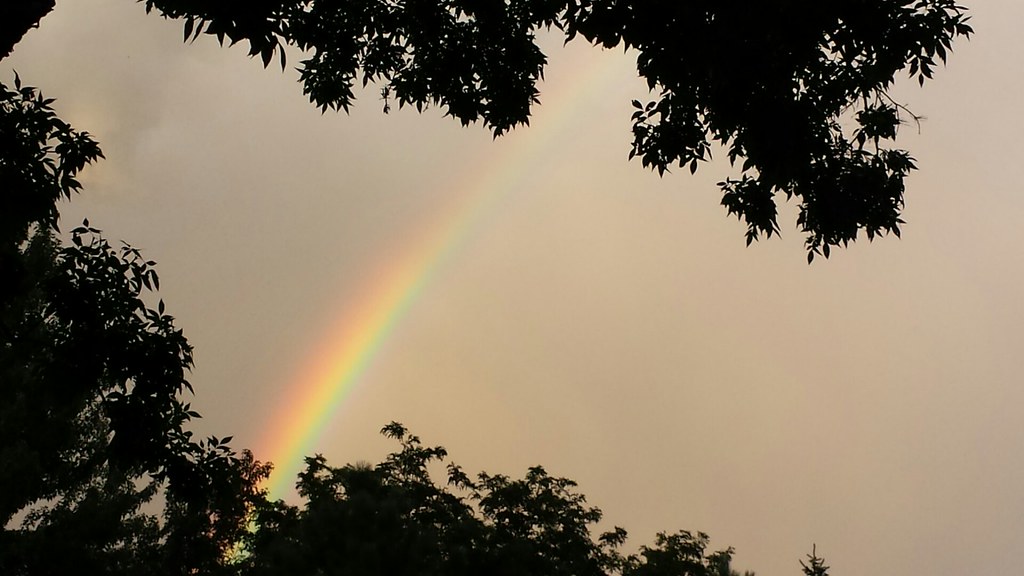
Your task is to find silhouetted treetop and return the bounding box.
[800,545,830,576]
[136,0,971,259]
[242,422,760,576]
[1,78,269,574]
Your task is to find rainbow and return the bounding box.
[259,45,625,501]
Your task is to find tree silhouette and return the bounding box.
[241,422,759,576]
[0,2,974,257]
[132,0,971,259]
[800,545,830,576]
[0,1,54,59]
[0,1,975,257]
[0,76,269,576]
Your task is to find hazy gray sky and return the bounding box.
[8,2,1024,575]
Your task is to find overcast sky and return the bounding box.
[8,2,1024,575]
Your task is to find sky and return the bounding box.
[7,2,1024,575]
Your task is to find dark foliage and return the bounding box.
[241,422,754,576]
[800,545,830,576]
[140,0,971,259]
[0,1,55,60]
[0,77,269,575]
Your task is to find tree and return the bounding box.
[0,76,269,576]
[624,531,740,576]
[0,3,976,257]
[800,545,830,576]
[126,0,972,259]
[0,1,54,59]
[242,422,757,576]
[0,2,977,257]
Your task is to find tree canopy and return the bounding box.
[134,0,971,259]
[1,1,973,258]
[241,422,758,576]
[1,76,269,576]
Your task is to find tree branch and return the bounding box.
[1,0,56,60]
